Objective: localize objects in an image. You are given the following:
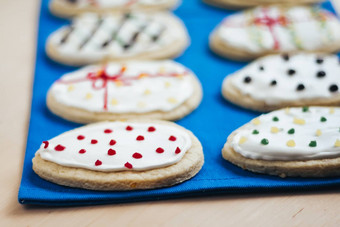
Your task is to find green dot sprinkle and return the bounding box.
[320,117,327,122]
[302,106,309,112]
[261,138,269,145]
[288,128,295,134]
[309,141,317,147]
[252,130,259,134]
[272,116,279,122]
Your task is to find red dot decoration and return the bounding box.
[42,141,49,149]
[132,152,143,159]
[91,139,98,144]
[104,129,112,134]
[126,126,133,131]
[79,149,86,154]
[77,135,85,140]
[54,144,65,151]
[175,147,181,154]
[95,160,102,166]
[136,135,144,141]
[169,136,177,141]
[156,147,164,153]
[148,126,156,132]
[109,139,116,146]
[125,162,133,169]
[108,148,116,156]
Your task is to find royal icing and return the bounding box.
[48,12,187,62]
[214,6,340,53]
[226,53,340,104]
[57,0,174,8]
[50,60,194,113]
[231,107,340,161]
[37,122,192,171]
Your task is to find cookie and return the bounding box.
[222,106,340,178]
[47,60,202,123]
[32,120,204,190]
[210,6,340,61]
[46,12,189,66]
[50,0,180,18]
[222,53,340,112]
[203,0,323,10]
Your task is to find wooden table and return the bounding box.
[1,0,340,225]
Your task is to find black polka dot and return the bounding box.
[316,71,326,78]
[329,84,338,92]
[270,80,277,86]
[282,54,289,61]
[316,58,324,64]
[287,69,296,76]
[296,84,305,91]
[259,66,264,71]
[244,76,252,83]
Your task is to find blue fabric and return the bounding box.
[18,0,340,206]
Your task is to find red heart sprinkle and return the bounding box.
[77,135,85,140]
[79,149,86,154]
[175,147,181,154]
[126,126,133,131]
[169,136,177,141]
[95,160,102,166]
[109,139,116,146]
[42,141,49,149]
[148,126,156,132]
[108,149,116,156]
[91,139,98,144]
[136,135,144,141]
[54,144,65,151]
[156,147,164,153]
[125,162,133,169]
[132,152,143,159]
[104,129,112,134]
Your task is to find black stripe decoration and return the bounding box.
[79,16,103,50]
[60,26,74,45]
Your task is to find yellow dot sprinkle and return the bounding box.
[335,139,340,147]
[143,89,151,95]
[316,129,322,137]
[271,127,279,134]
[158,66,166,74]
[115,80,123,87]
[239,137,247,145]
[330,108,335,114]
[176,74,184,80]
[138,73,148,79]
[286,140,296,147]
[85,93,93,100]
[137,101,146,108]
[164,81,171,88]
[167,97,178,104]
[284,108,290,114]
[67,85,75,92]
[252,118,261,125]
[110,98,118,106]
[293,118,305,125]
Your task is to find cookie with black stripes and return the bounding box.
[222,53,340,112]
[210,6,340,61]
[50,0,180,18]
[46,12,189,66]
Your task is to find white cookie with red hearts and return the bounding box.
[50,0,180,18]
[47,60,202,123]
[46,12,189,66]
[222,53,340,111]
[32,120,204,190]
[210,6,340,61]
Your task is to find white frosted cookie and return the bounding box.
[222,53,340,111]
[222,107,340,177]
[50,0,180,18]
[33,120,204,190]
[210,6,340,61]
[46,12,189,66]
[47,60,202,123]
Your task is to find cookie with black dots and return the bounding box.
[222,53,340,112]
[222,106,340,178]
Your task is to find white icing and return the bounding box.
[226,53,340,105]
[231,107,340,161]
[59,0,173,8]
[214,6,340,53]
[48,12,188,62]
[50,60,195,113]
[38,122,192,171]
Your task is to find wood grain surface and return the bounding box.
[1,0,340,226]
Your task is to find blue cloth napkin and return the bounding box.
[18,0,340,206]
